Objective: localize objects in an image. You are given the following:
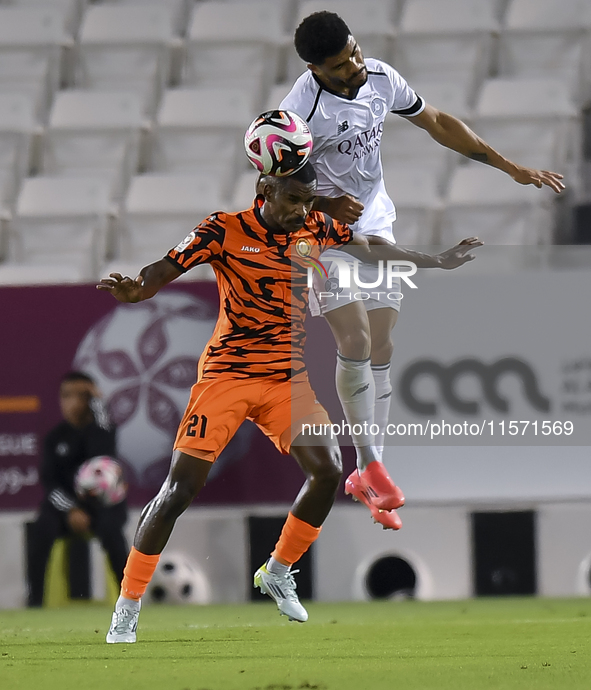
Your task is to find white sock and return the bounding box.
[335,353,381,471]
[267,557,289,576]
[372,363,392,460]
[116,594,141,610]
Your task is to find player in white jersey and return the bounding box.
[280,11,565,529]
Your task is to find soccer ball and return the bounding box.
[244,109,313,177]
[75,456,127,505]
[146,552,211,605]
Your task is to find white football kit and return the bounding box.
[280,58,425,315]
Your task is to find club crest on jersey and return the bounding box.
[371,98,385,116]
[295,238,312,258]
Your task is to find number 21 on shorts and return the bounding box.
[186,414,208,438]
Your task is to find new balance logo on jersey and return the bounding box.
[241,246,260,253]
[337,120,349,135]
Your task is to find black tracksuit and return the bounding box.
[27,420,128,607]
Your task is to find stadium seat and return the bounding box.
[102,258,214,283]
[0,93,39,214]
[43,90,146,200]
[395,0,500,102]
[472,78,580,172]
[0,262,88,285]
[77,5,176,116]
[185,0,286,109]
[381,116,461,192]
[119,173,226,265]
[9,176,113,278]
[99,0,190,37]
[439,165,555,245]
[0,7,73,121]
[382,165,442,245]
[151,87,256,188]
[404,78,473,120]
[229,168,259,212]
[286,0,397,81]
[4,0,87,38]
[264,83,295,112]
[499,0,591,104]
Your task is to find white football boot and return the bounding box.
[106,598,141,643]
[253,563,308,622]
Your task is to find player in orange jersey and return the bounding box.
[98,162,481,642]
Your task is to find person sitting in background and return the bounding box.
[27,371,128,607]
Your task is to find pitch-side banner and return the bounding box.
[299,250,591,449]
[298,248,591,503]
[0,282,331,510]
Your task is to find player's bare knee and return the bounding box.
[313,447,342,487]
[371,338,393,364]
[339,329,371,360]
[152,481,194,520]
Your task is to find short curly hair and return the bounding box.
[294,11,351,65]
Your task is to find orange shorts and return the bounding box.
[174,372,331,462]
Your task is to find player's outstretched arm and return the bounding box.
[406,104,565,194]
[96,259,182,303]
[313,194,364,224]
[348,233,483,269]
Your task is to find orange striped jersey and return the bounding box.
[165,196,353,381]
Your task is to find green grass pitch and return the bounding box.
[2,598,591,690]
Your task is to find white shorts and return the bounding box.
[309,256,402,316]
[309,177,400,316]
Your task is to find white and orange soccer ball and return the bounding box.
[75,456,127,506]
[244,110,313,177]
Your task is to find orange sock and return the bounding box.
[271,512,322,566]
[120,547,160,600]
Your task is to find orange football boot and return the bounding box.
[345,470,402,530]
[358,461,405,511]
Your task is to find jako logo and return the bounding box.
[399,357,551,416]
[241,246,260,253]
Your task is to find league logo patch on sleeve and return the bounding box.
[174,231,196,253]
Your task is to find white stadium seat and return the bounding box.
[229,168,259,212]
[0,7,72,121]
[286,0,397,81]
[472,78,580,171]
[185,0,285,109]
[119,173,226,265]
[382,165,442,245]
[440,166,555,245]
[404,78,473,120]
[395,0,500,102]
[151,87,256,185]
[77,5,176,115]
[0,93,38,213]
[400,0,499,33]
[499,0,591,103]
[43,90,146,200]
[9,176,113,278]
[381,116,461,192]
[264,83,295,112]
[0,7,72,46]
[4,0,87,38]
[0,262,88,285]
[99,0,190,37]
[101,258,214,283]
